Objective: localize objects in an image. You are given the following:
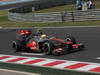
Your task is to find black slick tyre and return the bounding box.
[66,35,76,44]
[43,41,53,55]
[12,40,21,52]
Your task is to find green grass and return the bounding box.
[0,10,8,16]
[94,0,100,8]
[34,5,75,13]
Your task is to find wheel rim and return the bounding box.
[12,41,18,50]
[43,43,50,54]
[66,38,71,42]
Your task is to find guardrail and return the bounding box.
[8,9,100,22]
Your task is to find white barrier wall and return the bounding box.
[8,9,100,22]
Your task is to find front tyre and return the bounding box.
[66,34,77,44]
[43,41,53,55]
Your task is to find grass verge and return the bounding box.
[0,10,8,16]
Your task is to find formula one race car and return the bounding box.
[12,29,85,56]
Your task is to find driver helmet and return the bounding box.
[66,38,71,42]
[40,34,47,38]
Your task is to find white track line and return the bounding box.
[21,52,44,56]
[0,68,40,75]
[1,26,100,29]
[96,57,100,59]
[0,27,2,29]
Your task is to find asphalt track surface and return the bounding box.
[0,27,100,63]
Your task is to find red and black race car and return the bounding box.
[12,29,85,56]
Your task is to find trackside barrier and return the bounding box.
[8,9,100,22]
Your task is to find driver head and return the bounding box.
[41,34,47,38]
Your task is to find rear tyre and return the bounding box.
[12,40,21,52]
